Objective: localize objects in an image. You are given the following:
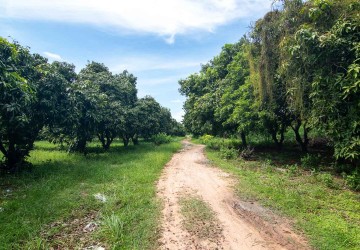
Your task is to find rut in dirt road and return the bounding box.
[157,140,308,250]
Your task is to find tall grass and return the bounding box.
[0,139,182,249]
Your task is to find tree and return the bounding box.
[0,38,76,170]
[250,10,293,150]
[135,96,164,139]
[280,0,360,160]
[68,62,109,153]
[214,39,256,147]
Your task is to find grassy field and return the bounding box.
[0,139,182,249]
[201,146,360,250]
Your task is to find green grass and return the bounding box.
[0,139,182,249]
[202,147,360,250]
[179,196,222,240]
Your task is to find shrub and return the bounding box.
[222,138,242,149]
[287,164,300,177]
[199,134,214,144]
[301,154,321,170]
[343,171,360,191]
[318,173,337,189]
[152,133,172,145]
[207,138,223,150]
[220,146,238,160]
[334,162,354,174]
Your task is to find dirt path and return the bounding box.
[157,140,308,250]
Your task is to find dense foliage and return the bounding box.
[180,0,360,170]
[0,38,184,172]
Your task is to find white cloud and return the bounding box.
[173,110,185,122]
[171,99,183,103]
[139,76,185,86]
[110,56,205,73]
[43,51,62,61]
[1,0,272,42]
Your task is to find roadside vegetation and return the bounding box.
[0,139,182,249]
[180,0,360,174]
[193,135,360,250]
[182,2,360,247]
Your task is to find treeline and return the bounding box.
[180,0,359,169]
[0,37,184,171]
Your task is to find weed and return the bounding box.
[301,154,321,170]
[287,164,300,177]
[101,213,124,242]
[220,146,237,160]
[179,196,222,240]
[343,171,360,191]
[317,173,338,189]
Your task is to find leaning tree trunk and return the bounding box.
[291,119,309,153]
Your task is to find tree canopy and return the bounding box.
[180,0,360,168]
[0,38,183,172]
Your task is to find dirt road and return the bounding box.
[157,140,307,250]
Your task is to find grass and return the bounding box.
[0,139,182,249]
[179,195,222,240]
[201,146,360,250]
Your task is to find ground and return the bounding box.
[157,140,308,250]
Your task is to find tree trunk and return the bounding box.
[1,140,30,172]
[98,131,114,150]
[269,128,284,150]
[278,123,286,150]
[105,136,113,150]
[98,134,106,149]
[123,136,130,147]
[291,119,308,153]
[240,131,247,148]
[0,140,8,158]
[132,134,139,145]
[73,138,87,154]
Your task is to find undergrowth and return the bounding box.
[202,145,360,250]
[0,139,182,249]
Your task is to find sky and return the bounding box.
[0,0,273,122]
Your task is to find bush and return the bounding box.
[220,146,238,160]
[334,162,354,174]
[152,133,172,145]
[200,136,242,152]
[318,173,337,189]
[287,164,300,177]
[221,138,242,149]
[301,154,321,170]
[343,171,360,191]
[207,138,223,150]
[199,134,214,144]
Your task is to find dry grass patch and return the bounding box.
[179,195,222,240]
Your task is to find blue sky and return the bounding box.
[0,0,273,121]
